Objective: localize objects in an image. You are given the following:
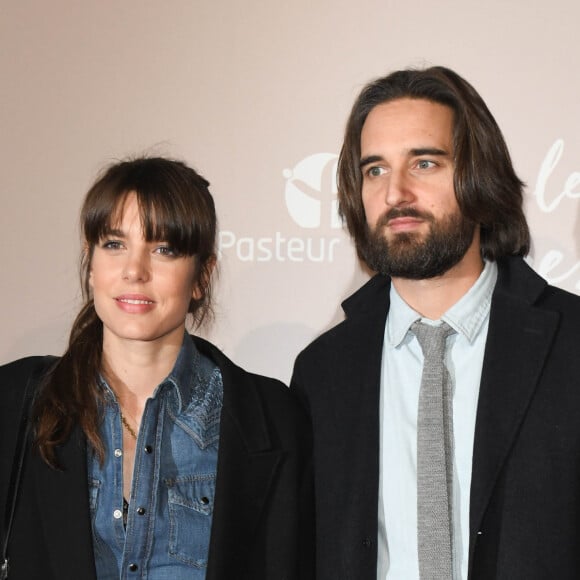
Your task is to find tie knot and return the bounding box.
[411,321,455,355]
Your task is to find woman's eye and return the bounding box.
[155,245,177,257]
[102,240,123,250]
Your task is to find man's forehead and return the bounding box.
[363,99,453,130]
[360,99,454,152]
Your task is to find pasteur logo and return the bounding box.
[282,153,341,229]
[219,153,344,263]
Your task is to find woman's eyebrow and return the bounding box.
[102,228,125,237]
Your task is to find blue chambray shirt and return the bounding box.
[88,334,223,579]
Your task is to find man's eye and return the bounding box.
[417,160,436,169]
[367,166,385,177]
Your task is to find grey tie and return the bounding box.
[412,321,456,580]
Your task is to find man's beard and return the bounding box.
[362,207,476,280]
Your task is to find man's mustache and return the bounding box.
[375,207,434,228]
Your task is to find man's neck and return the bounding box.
[391,241,484,320]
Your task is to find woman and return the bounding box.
[0,157,314,580]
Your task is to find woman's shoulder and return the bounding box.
[191,335,289,390]
[190,335,305,415]
[0,355,59,397]
[1,355,46,379]
[0,354,57,374]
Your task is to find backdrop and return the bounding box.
[2,0,579,383]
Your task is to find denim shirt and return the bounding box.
[88,335,223,579]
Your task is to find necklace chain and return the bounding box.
[120,411,138,440]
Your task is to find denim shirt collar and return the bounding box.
[98,332,216,415]
[387,260,498,347]
[162,332,201,413]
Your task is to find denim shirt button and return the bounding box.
[114,448,122,458]
[113,509,123,519]
[201,496,210,505]
[144,445,153,454]
[137,507,146,515]
[128,563,138,572]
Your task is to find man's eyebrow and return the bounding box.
[409,147,450,157]
[359,155,383,169]
[359,148,451,169]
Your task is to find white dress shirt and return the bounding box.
[377,261,498,580]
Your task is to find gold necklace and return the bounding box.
[120,411,138,440]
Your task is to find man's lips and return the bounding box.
[387,216,423,226]
[376,209,432,232]
[384,215,421,230]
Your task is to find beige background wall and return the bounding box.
[2,1,579,383]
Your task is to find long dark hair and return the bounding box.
[35,157,217,467]
[338,66,530,264]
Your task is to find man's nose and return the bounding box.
[384,169,414,208]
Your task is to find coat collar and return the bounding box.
[341,273,391,319]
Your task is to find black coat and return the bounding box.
[0,335,314,580]
[291,257,580,580]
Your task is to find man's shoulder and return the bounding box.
[496,257,580,313]
[341,273,391,317]
[541,282,580,310]
[296,274,390,361]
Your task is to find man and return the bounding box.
[291,66,580,580]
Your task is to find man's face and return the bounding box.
[359,97,476,280]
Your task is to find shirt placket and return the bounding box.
[121,395,164,579]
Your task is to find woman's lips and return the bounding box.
[114,294,155,312]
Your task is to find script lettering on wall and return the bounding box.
[530,139,580,291]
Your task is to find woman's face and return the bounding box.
[89,193,200,350]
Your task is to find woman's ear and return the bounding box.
[83,244,94,288]
[192,256,216,300]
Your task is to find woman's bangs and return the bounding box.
[137,192,200,256]
[83,191,130,245]
[83,178,207,259]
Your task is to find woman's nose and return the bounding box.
[122,250,150,282]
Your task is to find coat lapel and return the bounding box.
[34,427,97,579]
[325,275,390,575]
[469,259,559,565]
[323,275,391,495]
[196,339,284,579]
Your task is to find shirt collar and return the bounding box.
[162,332,200,412]
[387,260,498,347]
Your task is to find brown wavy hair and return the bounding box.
[337,66,530,264]
[35,157,217,467]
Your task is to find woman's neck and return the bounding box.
[101,334,182,404]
